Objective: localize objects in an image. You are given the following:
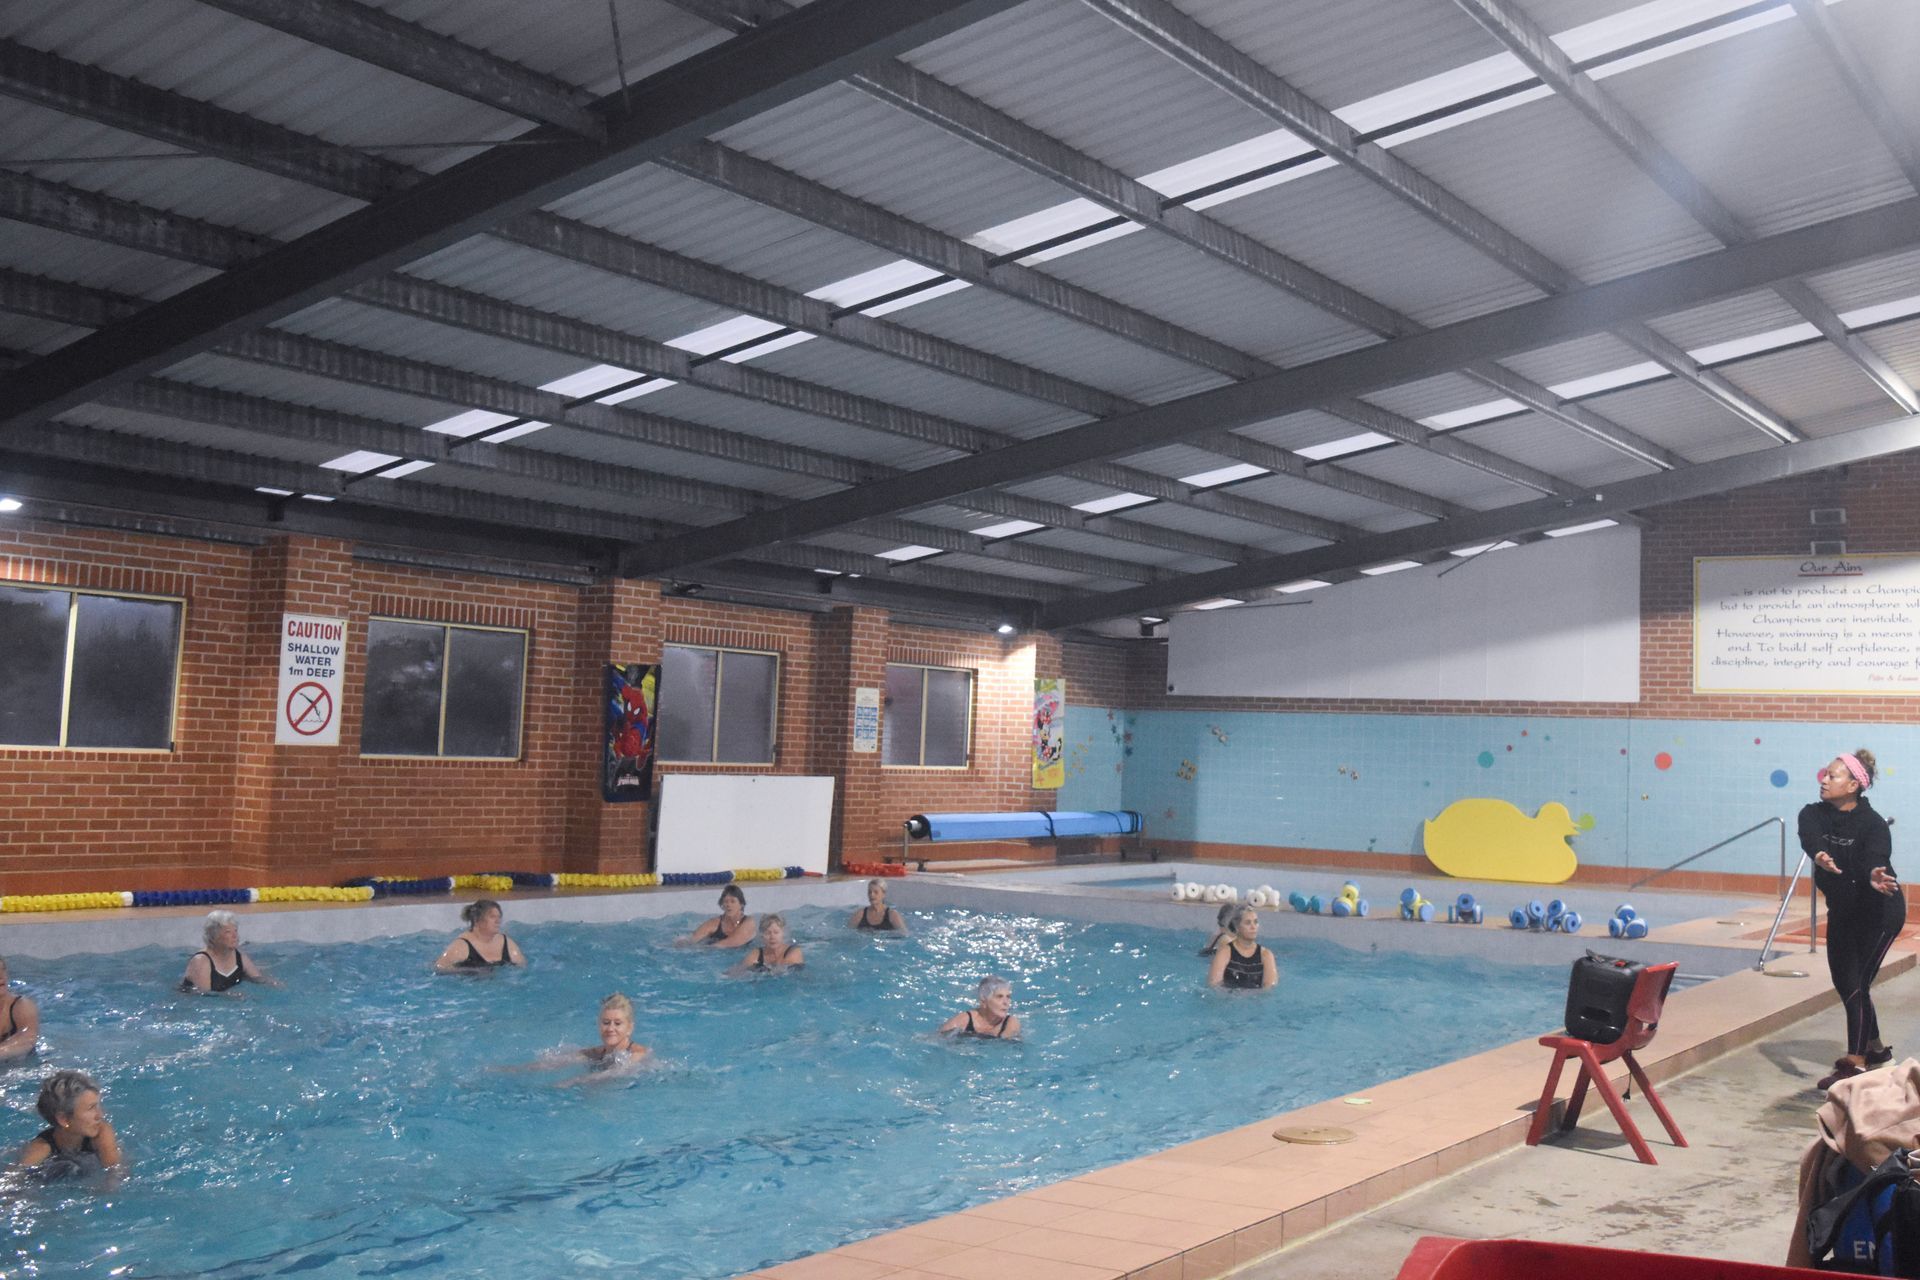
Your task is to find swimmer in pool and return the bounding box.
[0,958,40,1061]
[17,1070,120,1177]
[680,884,756,949]
[1207,905,1277,990]
[848,879,907,935]
[730,913,804,974]
[1196,902,1236,957]
[938,976,1022,1040]
[563,993,651,1086]
[180,910,280,995]
[433,899,525,973]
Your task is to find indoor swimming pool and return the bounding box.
[0,902,1578,1278]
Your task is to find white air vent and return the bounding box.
[1811,538,1848,556]
[1810,507,1847,526]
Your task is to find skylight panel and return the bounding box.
[485,421,550,442]
[596,380,675,405]
[968,199,1120,259]
[971,519,1044,539]
[1073,492,1154,514]
[1839,294,1920,329]
[860,278,970,316]
[1548,362,1666,400]
[1546,519,1620,537]
[1275,579,1330,593]
[300,494,335,502]
[1553,0,1782,63]
[807,260,947,310]
[1180,462,1268,488]
[1336,52,1533,137]
[876,545,942,563]
[539,365,644,398]
[255,486,295,496]
[667,315,786,357]
[383,460,435,479]
[1423,399,1525,431]
[1452,540,1518,557]
[321,450,401,473]
[1141,128,1317,197]
[1361,560,1423,575]
[1296,432,1391,461]
[1689,323,1821,366]
[424,409,515,438]
[719,332,815,363]
[1583,6,1794,80]
[1191,597,1243,610]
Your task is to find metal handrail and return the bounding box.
[1756,850,1819,971]
[1629,816,1787,891]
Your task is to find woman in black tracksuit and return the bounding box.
[1802,748,1903,1090]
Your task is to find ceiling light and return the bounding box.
[1191,598,1243,610]
[1275,579,1330,594]
[0,497,21,513]
[1361,560,1422,575]
[1451,540,1517,557]
[995,622,1016,635]
[1546,519,1620,537]
[254,487,295,497]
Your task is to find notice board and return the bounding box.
[1695,552,1920,694]
[655,774,835,875]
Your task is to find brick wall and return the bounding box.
[0,521,1087,891]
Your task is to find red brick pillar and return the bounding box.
[812,605,889,869]
[565,578,661,873]
[230,535,354,885]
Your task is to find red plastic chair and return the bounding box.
[1527,961,1687,1165]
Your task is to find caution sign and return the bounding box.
[275,614,346,746]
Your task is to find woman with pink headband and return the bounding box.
[1802,748,1902,1091]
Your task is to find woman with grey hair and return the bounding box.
[17,1069,120,1175]
[180,910,276,995]
[938,976,1022,1040]
[1207,904,1276,990]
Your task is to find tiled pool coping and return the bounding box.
[0,864,1852,1280]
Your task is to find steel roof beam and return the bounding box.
[1788,0,1920,192]
[1084,0,1796,446]
[1038,411,1920,627]
[613,195,1920,577]
[0,270,1164,584]
[1451,0,1920,417]
[0,0,1033,433]
[0,428,1057,606]
[671,0,1681,473]
[1323,398,1572,498]
[193,0,605,138]
[0,175,1252,559]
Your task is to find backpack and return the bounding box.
[1808,1149,1920,1275]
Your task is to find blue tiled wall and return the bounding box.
[1104,710,1920,877]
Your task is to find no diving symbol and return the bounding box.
[285,682,333,737]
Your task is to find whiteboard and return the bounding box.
[1167,527,1641,701]
[655,775,835,875]
[1695,552,1920,694]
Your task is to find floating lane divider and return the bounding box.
[0,868,808,913]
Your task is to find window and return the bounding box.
[658,644,778,764]
[360,618,526,759]
[0,584,183,750]
[883,664,973,768]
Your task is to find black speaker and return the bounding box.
[1564,952,1645,1044]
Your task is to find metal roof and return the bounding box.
[0,0,1915,633]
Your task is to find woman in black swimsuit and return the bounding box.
[848,879,906,935]
[1207,906,1276,990]
[180,911,279,995]
[433,899,525,973]
[730,913,804,974]
[938,977,1022,1040]
[16,1070,120,1176]
[0,957,40,1061]
[681,885,756,949]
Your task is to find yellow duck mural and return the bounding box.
[1423,799,1581,884]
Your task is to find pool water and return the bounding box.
[3,906,1570,1278]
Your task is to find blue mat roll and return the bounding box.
[906,810,1144,842]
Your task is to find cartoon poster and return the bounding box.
[1032,677,1065,790]
[603,663,658,803]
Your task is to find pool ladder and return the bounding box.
[1629,816,1815,971]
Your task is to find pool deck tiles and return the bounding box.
[736,951,1908,1280]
